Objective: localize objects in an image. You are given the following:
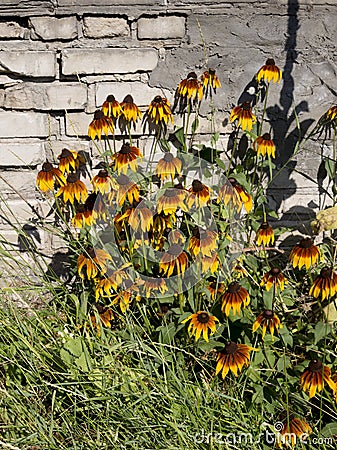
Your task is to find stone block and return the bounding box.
[0,199,42,225]
[29,16,78,41]
[0,21,26,39]
[96,81,171,107]
[0,142,44,166]
[61,48,158,75]
[0,112,52,138]
[65,112,91,137]
[0,171,37,196]
[2,82,87,110]
[83,17,129,38]
[0,51,56,77]
[138,16,186,40]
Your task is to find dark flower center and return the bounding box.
[76,204,85,213]
[187,72,197,79]
[123,94,134,104]
[266,58,275,66]
[208,68,216,75]
[260,222,270,229]
[192,226,200,238]
[192,180,204,192]
[94,110,105,120]
[197,312,210,324]
[228,177,237,187]
[153,95,162,103]
[117,174,130,186]
[168,244,183,256]
[86,247,95,258]
[242,102,251,111]
[210,282,217,289]
[270,267,281,276]
[67,173,79,184]
[163,152,174,162]
[97,169,109,178]
[106,94,116,102]
[164,188,179,198]
[42,162,53,172]
[263,310,274,319]
[120,143,132,154]
[59,148,73,159]
[262,133,271,140]
[308,359,323,373]
[320,267,332,278]
[227,281,240,293]
[299,237,313,249]
[224,341,238,355]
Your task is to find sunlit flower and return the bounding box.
[187,180,211,208]
[101,94,123,119]
[257,58,282,84]
[300,359,335,398]
[309,267,337,301]
[188,227,218,258]
[253,133,276,158]
[120,94,142,123]
[109,279,142,314]
[229,102,257,131]
[218,178,252,213]
[168,229,185,245]
[112,142,142,175]
[128,203,153,232]
[77,247,112,279]
[56,173,88,204]
[200,252,220,274]
[157,187,187,215]
[159,243,189,277]
[201,68,221,96]
[72,203,94,228]
[221,281,250,316]
[58,148,84,174]
[115,174,140,206]
[155,153,182,181]
[316,106,337,134]
[88,109,114,140]
[91,169,115,195]
[252,310,282,341]
[177,72,203,102]
[36,161,66,192]
[142,277,168,298]
[231,258,248,279]
[147,96,174,125]
[256,221,275,246]
[216,342,257,378]
[90,303,115,335]
[289,237,320,270]
[95,267,130,299]
[151,212,175,234]
[207,280,225,300]
[278,417,312,448]
[260,267,287,291]
[182,311,219,342]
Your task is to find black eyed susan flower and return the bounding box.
[252,310,282,341]
[278,417,312,447]
[200,252,220,274]
[115,174,140,206]
[257,58,282,84]
[231,257,248,279]
[142,277,168,298]
[157,187,187,215]
[215,342,257,378]
[221,281,250,316]
[88,109,114,140]
[128,202,153,233]
[207,280,225,300]
[309,267,337,301]
[91,169,115,195]
[147,96,174,125]
[56,173,88,204]
[229,102,257,132]
[36,161,66,192]
[90,303,115,335]
[72,203,94,228]
[120,94,142,124]
[187,180,211,208]
[188,227,218,258]
[151,212,175,234]
[317,105,337,134]
[109,279,142,314]
[201,68,221,96]
[289,237,320,270]
[132,230,150,250]
[95,267,130,299]
[300,359,336,398]
[58,148,84,173]
[256,221,275,246]
[181,311,219,342]
[218,177,253,213]
[177,71,203,102]
[159,243,189,277]
[253,133,276,158]
[77,247,112,280]
[168,229,185,245]
[112,142,142,175]
[326,105,337,122]
[155,153,182,181]
[260,267,287,291]
[101,94,123,119]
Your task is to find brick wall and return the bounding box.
[0,0,336,258]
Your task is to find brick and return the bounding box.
[96,81,171,107]
[65,112,91,137]
[0,112,51,138]
[0,51,56,78]
[29,16,78,41]
[0,142,44,166]
[83,17,129,38]
[61,48,158,75]
[0,171,37,195]
[0,199,44,225]
[58,0,157,5]
[3,82,87,111]
[138,16,186,40]
[0,21,25,39]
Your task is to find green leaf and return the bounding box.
[173,127,185,146]
[320,422,337,438]
[191,117,199,134]
[325,158,336,181]
[314,321,331,344]
[216,157,227,170]
[63,337,84,358]
[279,325,293,348]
